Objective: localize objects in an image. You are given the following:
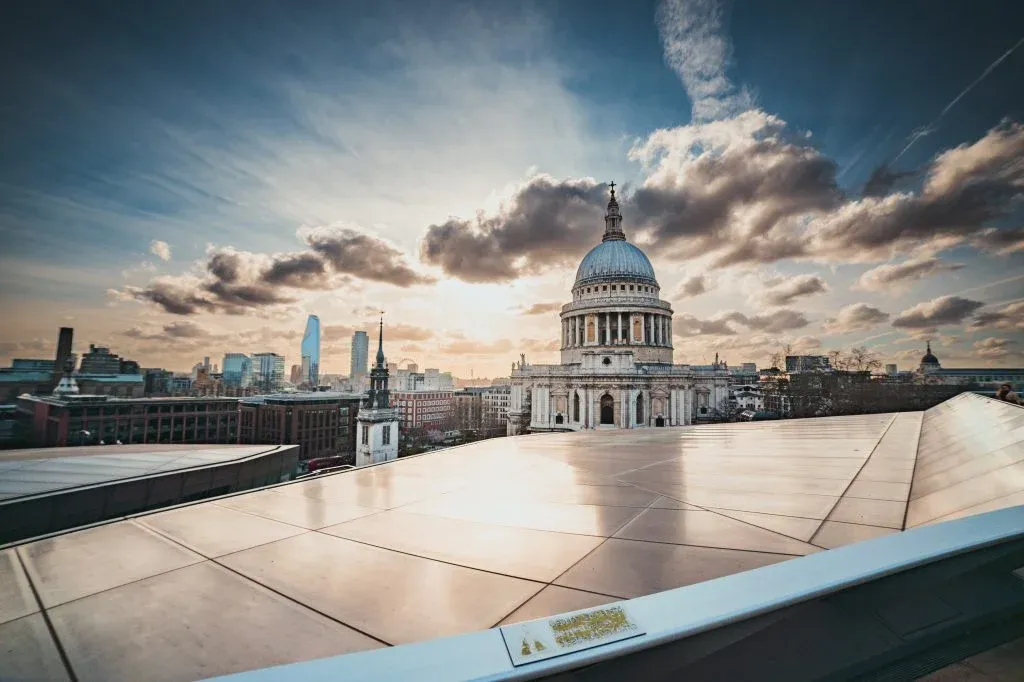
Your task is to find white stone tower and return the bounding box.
[355,317,399,466]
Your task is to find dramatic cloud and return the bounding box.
[419,175,606,282]
[809,120,1024,261]
[741,309,811,333]
[891,295,985,330]
[162,321,209,339]
[520,302,563,315]
[419,116,1023,282]
[969,300,1024,331]
[761,274,828,306]
[674,314,741,336]
[629,110,842,267]
[673,275,709,298]
[117,226,431,315]
[853,257,965,292]
[973,337,1016,359]
[822,303,890,334]
[675,308,809,336]
[122,321,214,341]
[971,227,1024,254]
[149,240,172,262]
[300,225,435,287]
[861,164,917,197]
[656,0,753,121]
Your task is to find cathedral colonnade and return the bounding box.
[562,312,673,348]
[522,385,696,429]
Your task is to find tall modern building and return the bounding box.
[222,353,252,388]
[350,331,369,386]
[54,327,73,375]
[251,353,285,392]
[301,315,321,387]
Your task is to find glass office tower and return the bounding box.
[350,331,369,386]
[222,353,252,387]
[301,315,321,387]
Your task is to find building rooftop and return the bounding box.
[240,391,364,405]
[1,393,1022,681]
[0,444,291,502]
[21,394,243,406]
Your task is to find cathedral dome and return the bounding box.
[920,341,940,367]
[574,240,657,287]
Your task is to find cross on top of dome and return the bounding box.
[603,181,624,242]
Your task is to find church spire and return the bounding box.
[602,181,626,242]
[375,314,385,368]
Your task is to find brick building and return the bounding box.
[16,395,241,447]
[238,392,362,463]
[390,390,454,431]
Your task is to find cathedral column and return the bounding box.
[605,312,611,344]
[640,314,646,346]
[668,319,673,346]
[617,312,623,344]
[655,316,661,345]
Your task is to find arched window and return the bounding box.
[600,394,615,425]
[555,414,564,425]
[573,392,580,421]
[636,393,644,424]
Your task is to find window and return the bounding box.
[382,424,391,445]
[629,285,634,291]
[602,357,611,365]
[361,426,368,445]
[602,285,607,291]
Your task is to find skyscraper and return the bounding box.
[301,315,320,387]
[251,353,285,392]
[222,353,252,388]
[351,331,369,386]
[53,327,74,390]
[55,327,73,373]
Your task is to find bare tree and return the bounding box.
[848,346,882,372]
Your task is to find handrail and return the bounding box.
[206,504,1024,682]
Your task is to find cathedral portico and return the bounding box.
[508,184,730,435]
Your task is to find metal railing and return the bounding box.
[207,504,1024,681]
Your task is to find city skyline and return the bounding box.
[2,0,1023,376]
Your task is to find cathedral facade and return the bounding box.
[507,186,730,435]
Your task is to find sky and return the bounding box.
[1,0,1023,377]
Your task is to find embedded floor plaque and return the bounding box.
[500,604,645,667]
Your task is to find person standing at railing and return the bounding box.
[996,383,1022,405]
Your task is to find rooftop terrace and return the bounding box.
[1,392,1022,681]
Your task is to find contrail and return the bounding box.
[892,35,1024,164]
